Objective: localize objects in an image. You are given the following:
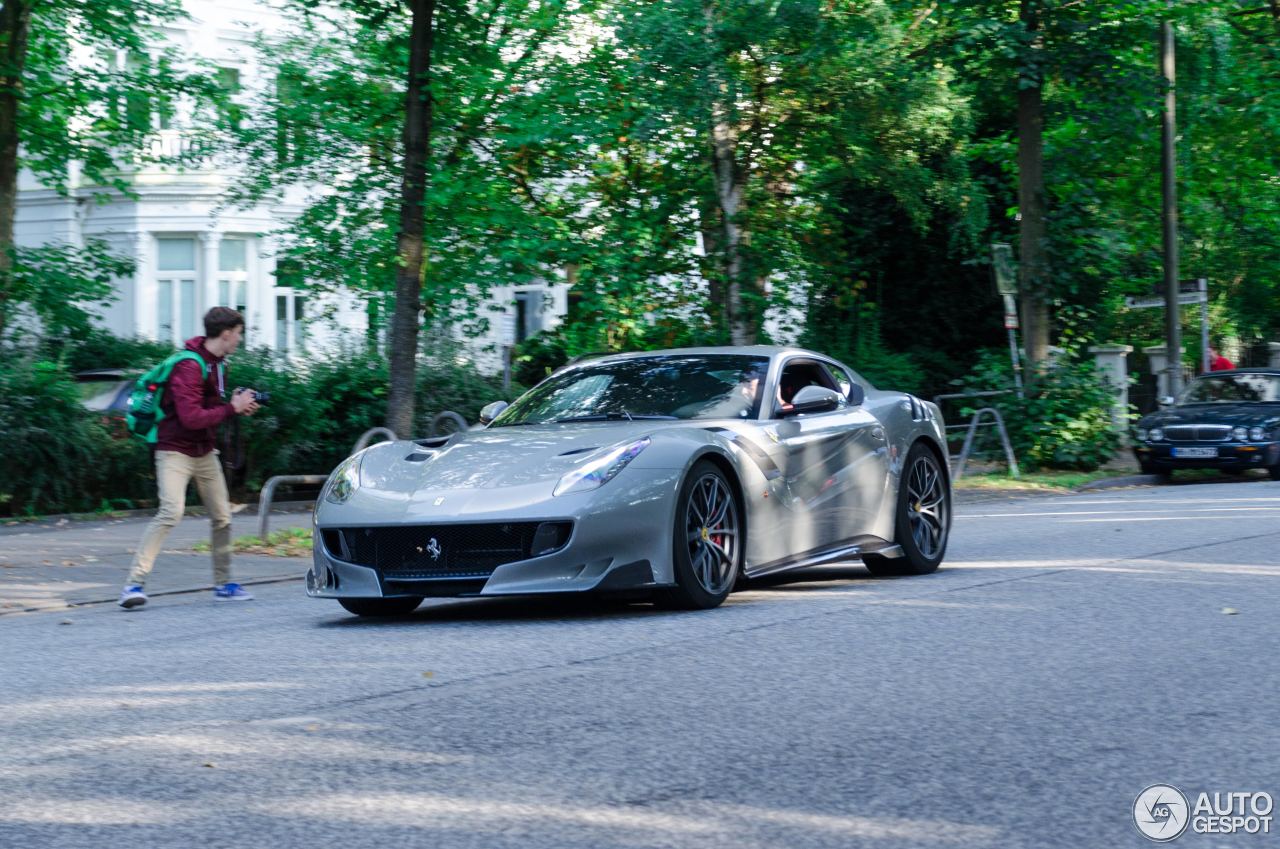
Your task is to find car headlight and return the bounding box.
[1233,426,1249,442]
[324,455,362,504]
[1148,427,1163,442]
[554,437,650,497]
[1136,427,1148,441]
[1249,426,1267,442]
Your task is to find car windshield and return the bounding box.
[491,354,772,425]
[1179,373,1280,404]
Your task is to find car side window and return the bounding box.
[774,359,841,416]
[821,363,855,400]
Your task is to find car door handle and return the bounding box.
[871,427,885,441]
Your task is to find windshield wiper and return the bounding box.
[551,412,678,423]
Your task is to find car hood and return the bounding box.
[1139,403,1280,428]
[357,421,670,493]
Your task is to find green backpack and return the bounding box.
[125,351,210,443]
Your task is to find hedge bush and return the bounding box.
[0,338,521,516]
[954,350,1121,471]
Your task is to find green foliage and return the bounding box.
[0,357,150,515]
[955,350,1121,472]
[4,241,133,342]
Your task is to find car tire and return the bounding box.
[656,460,742,610]
[1139,460,1171,482]
[1269,464,1280,482]
[863,442,950,577]
[338,596,423,617]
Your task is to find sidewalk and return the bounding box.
[0,508,314,614]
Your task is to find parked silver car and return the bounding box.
[308,347,952,616]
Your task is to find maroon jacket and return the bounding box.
[155,336,236,457]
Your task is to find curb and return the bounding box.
[3,573,305,617]
[0,500,317,529]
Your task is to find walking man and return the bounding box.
[119,307,261,609]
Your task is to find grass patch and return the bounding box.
[954,468,1130,492]
[193,526,312,557]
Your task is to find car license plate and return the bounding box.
[1173,446,1218,458]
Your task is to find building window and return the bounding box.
[218,237,249,313]
[513,289,543,343]
[216,67,243,129]
[275,290,309,353]
[156,237,197,345]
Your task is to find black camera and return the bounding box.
[234,387,271,404]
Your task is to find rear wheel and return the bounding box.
[657,461,741,610]
[338,596,423,617]
[864,443,950,577]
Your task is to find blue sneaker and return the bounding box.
[213,582,254,602]
[119,585,147,609]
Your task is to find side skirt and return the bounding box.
[745,536,903,580]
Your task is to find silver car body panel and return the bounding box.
[308,346,949,600]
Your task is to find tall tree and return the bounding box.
[386,0,437,437]
[0,0,210,338]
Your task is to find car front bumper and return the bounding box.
[306,469,683,599]
[1134,441,1280,470]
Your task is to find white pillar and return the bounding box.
[1269,342,1280,369]
[1090,344,1133,440]
[255,234,277,349]
[199,230,221,324]
[1144,345,1184,400]
[133,231,153,340]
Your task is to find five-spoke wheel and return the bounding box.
[660,460,741,609]
[864,442,950,576]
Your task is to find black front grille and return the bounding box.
[1165,424,1231,442]
[323,522,571,579]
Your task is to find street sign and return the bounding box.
[1002,294,1019,329]
[991,243,1017,297]
[1150,277,1208,296]
[499,313,517,346]
[1125,292,1205,309]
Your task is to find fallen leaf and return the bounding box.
[421,671,435,679]
[202,762,216,768]
[62,560,77,567]
[305,725,320,732]
[59,619,73,626]
[1222,607,1239,615]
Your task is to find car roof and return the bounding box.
[1196,368,1280,377]
[570,345,830,363]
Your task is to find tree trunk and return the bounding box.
[386,0,436,438]
[1017,0,1050,367]
[0,0,33,339]
[703,0,754,346]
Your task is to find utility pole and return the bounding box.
[1160,16,1181,397]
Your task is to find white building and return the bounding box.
[15,0,565,368]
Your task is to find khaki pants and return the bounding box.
[127,450,232,587]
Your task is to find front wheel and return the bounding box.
[656,461,742,610]
[338,596,423,617]
[864,443,950,577]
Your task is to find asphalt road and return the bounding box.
[1,481,1277,848]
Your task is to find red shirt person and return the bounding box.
[1208,346,1235,372]
[119,307,261,609]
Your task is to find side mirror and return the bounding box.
[781,385,842,417]
[848,383,865,406]
[1158,395,1176,407]
[479,400,509,425]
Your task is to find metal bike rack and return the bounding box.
[932,391,1020,481]
[254,415,471,538]
[257,426,402,539]
[953,407,1020,481]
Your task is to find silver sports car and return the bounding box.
[308,346,952,616]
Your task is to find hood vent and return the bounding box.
[414,435,453,449]
[404,452,435,462]
[557,446,598,457]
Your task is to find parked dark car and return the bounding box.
[75,369,137,416]
[1133,369,1280,480]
